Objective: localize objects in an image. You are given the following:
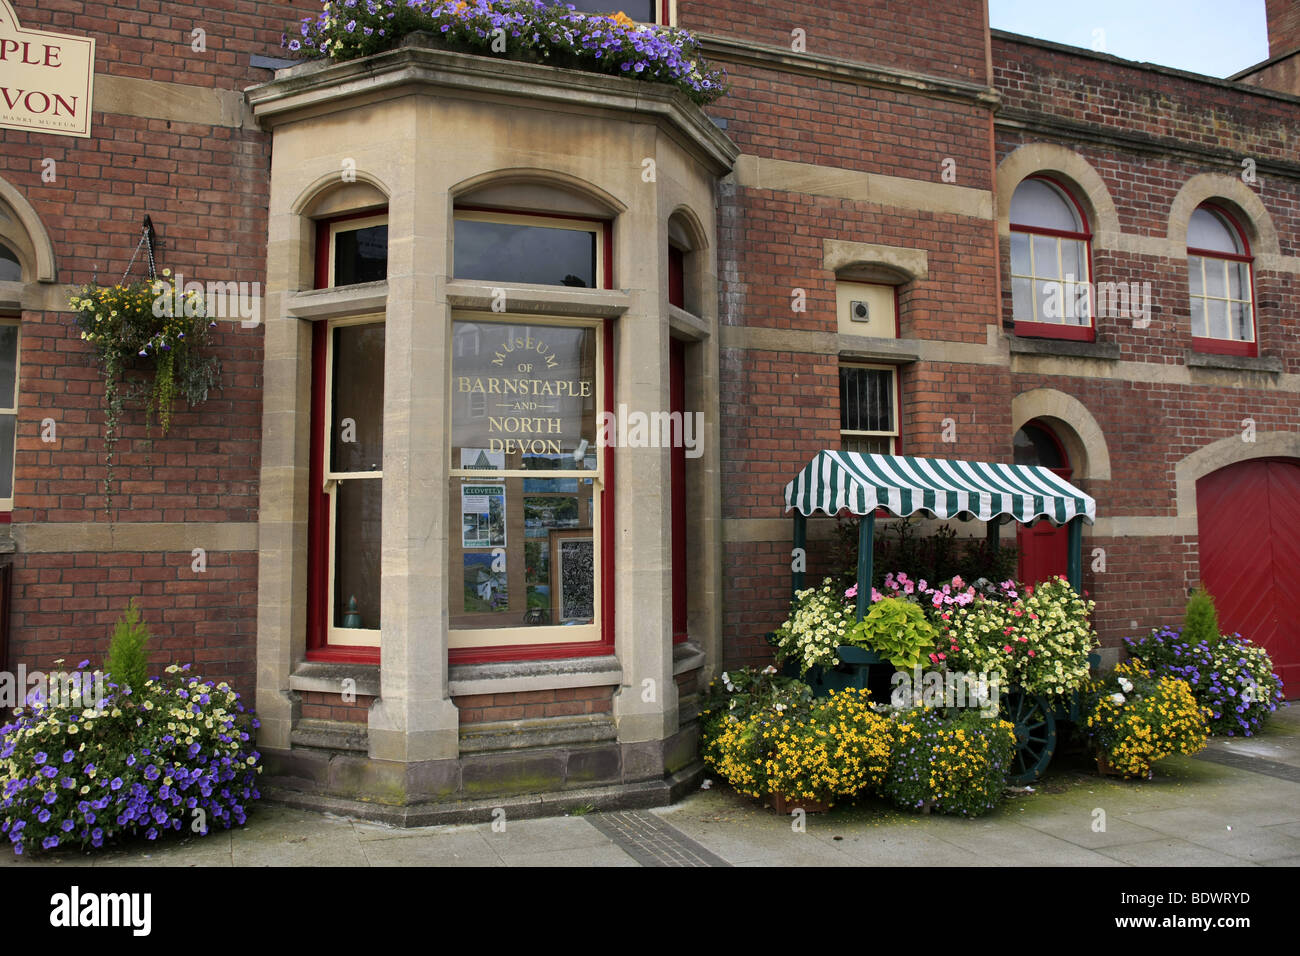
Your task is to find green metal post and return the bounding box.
[1066,516,1083,593]
[856,512,875,622]
[792,511,807,599]
[986,518,1000,552]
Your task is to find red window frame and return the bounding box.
[1188,205,1257,358]
[1010,175,1096,343]
[670,338,687,644]
[447,209,615,664]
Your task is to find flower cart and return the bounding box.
[781,452,1098,784]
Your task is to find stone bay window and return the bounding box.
[248,35,735,813]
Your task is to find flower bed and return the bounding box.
[0,661,261,856]
[286,1,727,104]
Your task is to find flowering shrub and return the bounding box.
[1083,661,1210,778]
[941,576,1097,697]
[1,662,261,856]
[882,707,1016,817]
[286,1,727,104]
[772,579,854,673]
[763,689,892,806]
[872,571,978,612]
[1125,626,1284,736]
[843,596,937,670]
[701,684,891,807]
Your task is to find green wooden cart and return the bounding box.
[781,451,1098,785]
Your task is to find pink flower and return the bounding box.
[952,575,964,588]
[1028,612,1038,620]
[871,588,883,602]
[845,584,858,599]
[936,652,946,660]
[1027,650,1035,657]
[1017,636,1027,643]
[903,582,914,595]
[918,579,928,591]
[928,653,938,664]
[932,594,943,608]
[883,574,895,590]
[1003,645,1013,653]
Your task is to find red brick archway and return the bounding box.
[1197,458,1300,694]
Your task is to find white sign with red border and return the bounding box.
[0,0,95,138]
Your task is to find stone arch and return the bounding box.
[290,170,391,218]
[668,203,709,252]
[1174,431,1300,521]
[996,143,1120,239]
[1166,173,1280,256]
[1011,388,1112,481]
[0,173,57,282]
[450,167,627,218]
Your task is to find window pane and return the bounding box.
[1205,259,1227,299]
[1035,279,1063,323]
[331,323,384,473]
[1062,239,1087,285]
[1229,261,1248,301]
[1012,275,1032,321]
[450,475,595,629]
[554,0,656,19]
[334,477,382,630]
[0,325,17,408]
[1231,301,1253,342]
[1188,256,1204,296]
[842,434,891,455]
[1013,425,1065,468]
[0,243,19,282]
[334,225,388,286]
[455,218,597,288]
[1189,297,1206,338]
[1188,207,1239,254]
[840,367,893,433]
[452,321,598,470]
[1032,235,1060,279]
[1010,232,1031,276]
[0,414,13,499]
[1010,179,1080,232]
[1207,298,1230,340]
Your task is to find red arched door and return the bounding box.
[1015,422,1071,585]
[1197,458,1300,693]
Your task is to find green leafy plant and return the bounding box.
[1182,587,1220,647]
[70,271,221,515]
[844,596,937,670]
[104,599,150,697]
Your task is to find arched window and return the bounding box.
[0,241,20,283]
[1188,204,1255,356]
[1009,177,1093,342]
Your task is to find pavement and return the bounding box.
[5,705,1298,868]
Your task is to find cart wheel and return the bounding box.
[1003,690,1057,785]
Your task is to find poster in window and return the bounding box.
[551,530,594,624]
[463,552,508,614]
[461,483,506,548]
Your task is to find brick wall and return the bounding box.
[1268,0,1300,58]
[300,690,373,724]
[453,686,615,725]
[2,0,319,690]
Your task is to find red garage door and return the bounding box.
[1196,458,1300,695]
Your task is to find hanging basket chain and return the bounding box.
[120,216,158,285]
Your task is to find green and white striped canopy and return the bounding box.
[783,452,1096,526]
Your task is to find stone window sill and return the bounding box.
[448,654,622,698]
[290,660,380,698]
[1008,335,1120,361]
[1185,351,1282,374]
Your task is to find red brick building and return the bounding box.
[0,0,1295,817]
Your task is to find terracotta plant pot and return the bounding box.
[767,791,832,814]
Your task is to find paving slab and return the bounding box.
[360,829,502,866]
[1096,838,1258,867]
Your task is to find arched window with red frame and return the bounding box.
[1009,176,1094,342]
[1187,204,1256,357]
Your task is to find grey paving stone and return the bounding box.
[1096,838,1258,867]
[360,830,503,866]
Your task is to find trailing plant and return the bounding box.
[70,271,220,513]
[104,599,150,697]
[286,0,728,105]
[882,707,1016,817]
[1125,625,1284,736]
[0,660,261,856]
[1082,661,1210,779]
[843,596,937,670]
[762,689,892,807]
